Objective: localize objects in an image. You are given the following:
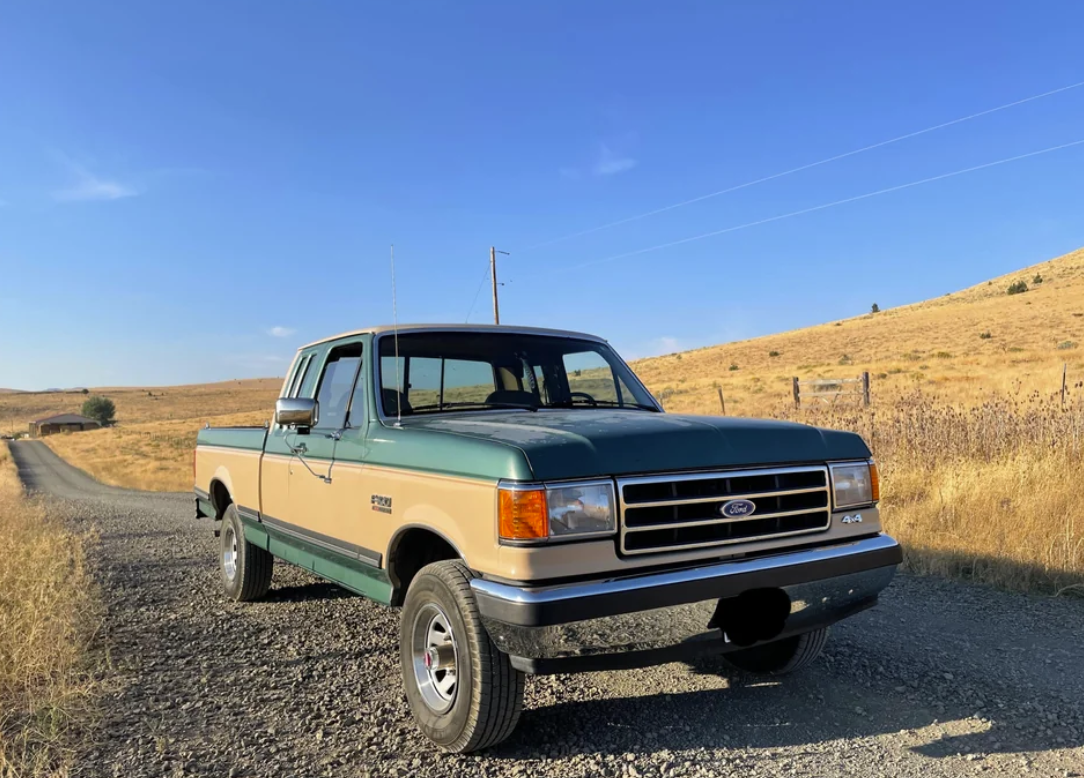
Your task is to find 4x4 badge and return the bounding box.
[841,513,863,524]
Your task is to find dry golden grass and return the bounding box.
[44,411,271,493]
[0,447,97,776]
[0,378,280,432]
[635,246,1084,417]
[776,394,1084,593]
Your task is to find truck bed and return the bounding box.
[196,425,269,450]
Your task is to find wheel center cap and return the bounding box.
[424,649,434,669]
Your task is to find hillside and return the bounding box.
[0,378,282,430]
[634,245,1084,416]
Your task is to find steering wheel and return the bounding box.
[569,391,598,406]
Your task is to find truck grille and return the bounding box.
[618,466,831,556]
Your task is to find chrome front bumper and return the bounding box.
[471,534,901,674]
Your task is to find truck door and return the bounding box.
[261,348,320,524]
[281,339,375,561]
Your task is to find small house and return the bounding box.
[29,413,102,438]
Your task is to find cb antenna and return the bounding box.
[390,244,402,427]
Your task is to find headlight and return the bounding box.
[498,481,616,543]
[830,461,879,509]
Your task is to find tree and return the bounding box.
[82,396,116,426]
[1007,280,1028,295]
[870,303,880,313]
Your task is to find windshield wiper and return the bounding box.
[409,401,538,413]
[545,399,660,412]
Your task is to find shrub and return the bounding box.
[934,351,953,359]
[870,303,880,313]
[1057,341,1078,351]
[1007,280,1028,295]
[768,350,780,357]
[728,364,739,371]
[675,354,682,360]
[838,354,853,366]
[81,396,116,426]
[979,331,993,340]
[876,372,889,380]
[1033,273,1044,285]
[902,351,922,362]
[80,388,89,395]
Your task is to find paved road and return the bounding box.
[9,439,1084,778]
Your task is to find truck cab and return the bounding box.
[194,324,900,752]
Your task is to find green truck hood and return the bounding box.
[399,410,870,480]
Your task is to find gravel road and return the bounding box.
[9,439,1084,778]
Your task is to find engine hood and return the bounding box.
[398,409,870,480]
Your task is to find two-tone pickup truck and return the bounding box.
[194,324,901,752]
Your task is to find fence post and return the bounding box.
[1062,362,1068,407]
[716,386,726,415]
[792,377,800,409]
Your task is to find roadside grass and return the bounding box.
[0,447,97,777]
[43,411,270,492]
[776,393,1084,594]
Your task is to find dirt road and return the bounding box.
[9,439,1084,777]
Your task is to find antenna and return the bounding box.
[390,245,402,427]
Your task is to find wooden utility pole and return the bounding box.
[716,386,726,415]
[792,377,801,409]
[861,371,871,407]
[1062,362,1068,407]
[490,246,500,325]
[489,247,510,325]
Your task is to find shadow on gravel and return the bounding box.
[496,662,1082,762]
[262,582,356,603]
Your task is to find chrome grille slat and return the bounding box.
[622,505,829,533]
[618,466,831,556]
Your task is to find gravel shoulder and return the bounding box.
[8,439,1084,778]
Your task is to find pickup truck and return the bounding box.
[194,324,901,753]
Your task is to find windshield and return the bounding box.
[377,331,658,416]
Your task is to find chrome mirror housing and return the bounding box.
[275,397,318,428]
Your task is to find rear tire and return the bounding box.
[400,560,524,753]
[220,503,273,601]
[724,627,830,675]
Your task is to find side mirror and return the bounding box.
[275,397,318,428]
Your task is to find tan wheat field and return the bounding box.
[0,447,97,777]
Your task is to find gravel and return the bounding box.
[9,440,1084,777]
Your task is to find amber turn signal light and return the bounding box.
[870,461,880,502]
[498,488,548,541]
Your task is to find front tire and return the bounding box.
[219,503,273,601]
[400,561,524,753]
[724,627,830,675]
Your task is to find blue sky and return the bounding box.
[2,1,1083,390]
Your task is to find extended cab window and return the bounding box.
[314,342,363,430]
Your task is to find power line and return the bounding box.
[516,137,1084,277]
[516,79,1084,254]
[464,262,492,322]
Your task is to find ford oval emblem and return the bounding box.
[720,499,756,518]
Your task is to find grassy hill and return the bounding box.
[634,246,1084,416]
